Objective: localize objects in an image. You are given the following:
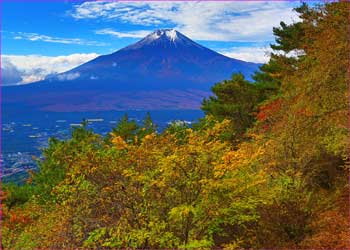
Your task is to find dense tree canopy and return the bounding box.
[3,2,349,249]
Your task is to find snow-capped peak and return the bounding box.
[165,29,178,41]
[147,29,178,42]
[122,28,205,51]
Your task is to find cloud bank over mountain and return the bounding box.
[1,59,23,86]
[2,53,99,85]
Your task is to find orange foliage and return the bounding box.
[7,211,32,228]
[256,99,282,131]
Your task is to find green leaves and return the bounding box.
[201,74,266,141]
[4,2,349,249]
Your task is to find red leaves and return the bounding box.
[8,211,32,228]
[256,99,283,132]
[257,99,282,122]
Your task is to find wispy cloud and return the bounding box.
[220,46,305,63]
[2,53,100,84]
[70,1,299,42]
[95,29,152,38]
[220,46,273,63]
[12,32,108,46]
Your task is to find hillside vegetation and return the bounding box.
[2,2,349,249]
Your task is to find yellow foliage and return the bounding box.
[143,133,156,142]
[110,134,128,150]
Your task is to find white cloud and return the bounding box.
[12,32,108,46]
[220,47,306,63]
[220,46,273,63]
[57,72,80,81]
[2,53,100,84]
[1,59,23,85]
[71,1,300,42]
[95,29,152,38]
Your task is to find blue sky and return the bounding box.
[2,1,302,85]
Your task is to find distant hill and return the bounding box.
[3,29,260,111]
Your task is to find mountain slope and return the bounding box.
[3,29,261,111]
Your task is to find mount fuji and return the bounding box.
[3,29,261,111]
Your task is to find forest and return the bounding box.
[2,2,349,249]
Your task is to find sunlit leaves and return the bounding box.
[3,2,349,249]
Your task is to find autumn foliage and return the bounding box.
[2,2,350,249]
